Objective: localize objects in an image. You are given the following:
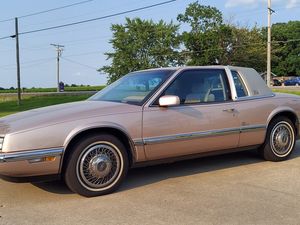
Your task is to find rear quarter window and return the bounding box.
[231,70,248,98]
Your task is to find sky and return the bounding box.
[0,0,299,88]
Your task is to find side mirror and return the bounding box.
[159,95,180,107]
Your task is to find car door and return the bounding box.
[142,69,240,161]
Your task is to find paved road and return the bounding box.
[1,141,300,225]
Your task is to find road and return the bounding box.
[1,141,300,225]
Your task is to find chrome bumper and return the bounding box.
[0,148,63,177]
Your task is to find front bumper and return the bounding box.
[0,148,63,177]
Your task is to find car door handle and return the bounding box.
[222,108,235,113]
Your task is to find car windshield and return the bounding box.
[89,69,175,105]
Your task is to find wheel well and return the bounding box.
[62,128,135,171]
[269,111,299,135]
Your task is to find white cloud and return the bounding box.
[286,0,300,8]
[225,0,300,9]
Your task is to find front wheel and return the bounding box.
[259,117,296,161]
[64,134,129,197]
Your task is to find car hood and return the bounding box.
[0,100,141,135]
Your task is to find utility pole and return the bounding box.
[51,44,64,92]
[267,0,275,87]
[11,17,22,105]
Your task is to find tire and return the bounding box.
[64,134,129,197]
[259,117,296,161]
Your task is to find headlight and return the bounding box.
[0,137,4,151]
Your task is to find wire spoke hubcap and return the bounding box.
[270,122,294,157]
[77,143,121,190]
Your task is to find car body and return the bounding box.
[1,66,300,197]
[284,77,300,86]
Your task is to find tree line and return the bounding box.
[100,1,300,84]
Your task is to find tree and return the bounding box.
[229,26,266,72]
[177,2,267,72]
[100,18,181,84]
[270,21,300,76]
[177,1,228,65]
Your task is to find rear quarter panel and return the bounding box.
[237,93,300,147]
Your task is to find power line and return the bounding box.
[0,0,94,23]
[20,0,142,28]
[1,38,299,69]
[61,57,98,70]
[0,0,176,40]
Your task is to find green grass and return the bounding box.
[0,94,92,118]
[272,89,300,96]
[0,85,105,93]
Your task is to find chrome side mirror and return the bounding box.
[159,95,180,107]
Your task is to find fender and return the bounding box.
[267,106,299,126]
[62,121,140,162]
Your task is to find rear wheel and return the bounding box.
[259,117,296,161]
[64,134,129,197]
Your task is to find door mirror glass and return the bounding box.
[159,95,180,107]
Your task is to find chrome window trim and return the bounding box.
[224,66,238,100]
[0,148,63,163]
[133,124,266,146]
[235,94,275,102]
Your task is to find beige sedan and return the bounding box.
[0,66,299,197]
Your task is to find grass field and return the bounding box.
[0,94,92,118]
[0,85,105,93]
[272,89,300,96]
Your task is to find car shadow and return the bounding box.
[32,147,300,195]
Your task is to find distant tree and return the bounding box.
[65,84,69,87]
[0,87,4,90]
[71,84,77,87]
[9,87,15,90]
[100,18,182,84]
[268,21,300,76]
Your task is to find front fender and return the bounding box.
[63,121,136,149]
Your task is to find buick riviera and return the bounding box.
[0,66,299,197]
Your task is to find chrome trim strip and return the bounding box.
[240,124,266,133]
[0,148,63,163]
[133,139,144,146]
[140,125,266,145]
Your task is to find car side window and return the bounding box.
[231,70,248,97]
[162,69,230,105]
